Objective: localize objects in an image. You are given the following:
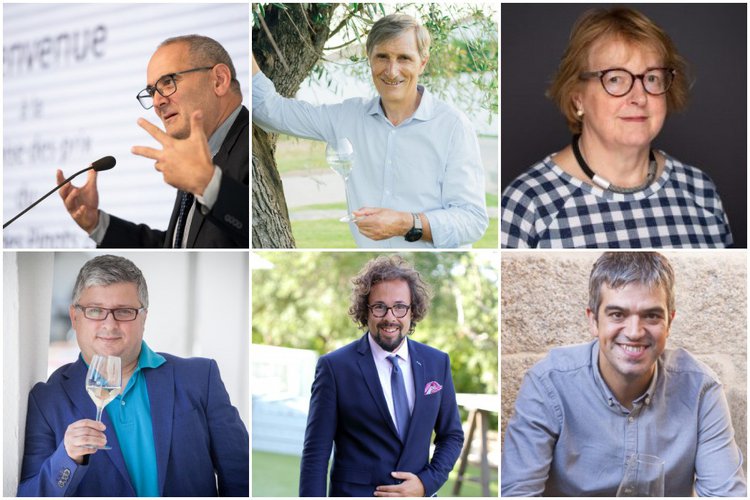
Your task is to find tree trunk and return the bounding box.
[251,3,337,248]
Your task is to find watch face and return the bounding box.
[405,228,423,242]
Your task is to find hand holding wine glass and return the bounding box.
[326,138,359,222]
[84,354,122,450]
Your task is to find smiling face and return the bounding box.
[367,279,413,352]
[574,37,667,150]
[146,42,216,139]
[588,282,673,396]
[70,282,146,373]
[368,31,428,111]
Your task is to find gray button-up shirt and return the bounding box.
[502,340,746,496]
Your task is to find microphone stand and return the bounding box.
[4,165,98,229]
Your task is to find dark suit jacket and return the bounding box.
[299,334,464,497]
[100,106,249,248]
[17,354,249,497]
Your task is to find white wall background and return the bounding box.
[3,251,249,496]
[3,3,249,247]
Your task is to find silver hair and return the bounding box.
[160,34,241,94]
[73,255,149,308]
[589,252,675,320]
[366,14,431,60]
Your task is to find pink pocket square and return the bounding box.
[424,381,443,395]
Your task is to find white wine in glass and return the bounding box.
[325,138,358,222]
[85,354,122,450]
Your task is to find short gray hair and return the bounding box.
[73,255,149,308]
[366,14,431,60]
[589,252,675,320]
[160,34,241,94]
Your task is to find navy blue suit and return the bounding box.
[18,353,249,496]
[299,334,464,497]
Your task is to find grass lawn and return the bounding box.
[252,450,497,497]
[276,135,327,174]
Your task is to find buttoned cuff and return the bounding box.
[88,210,110,245]
[196,166,221,214]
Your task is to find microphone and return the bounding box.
[3,156,116,229]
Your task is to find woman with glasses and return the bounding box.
[501,7,732,248]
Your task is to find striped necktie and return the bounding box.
[173,191,194,248]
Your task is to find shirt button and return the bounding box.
[645,397,651,405]
[628,416,634,423]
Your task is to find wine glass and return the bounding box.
[85,354,122,450]
[325,138,358,222]
[616,453,665,497]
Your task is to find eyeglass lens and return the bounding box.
[137,75,177,108]
[369,304,410,318]
[81,306,139,321]
[600,69,673,96]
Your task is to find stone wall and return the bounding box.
[501,251,747,471]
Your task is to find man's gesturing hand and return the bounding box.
[64,419,107,464]
[57,168,100,233]
[131,110,215,196]
[374,471,426,497]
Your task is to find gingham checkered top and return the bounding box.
[501,152,733,248]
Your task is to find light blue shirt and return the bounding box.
[501,340,746,497]
[252,72,488,248]
[105,341,166,496]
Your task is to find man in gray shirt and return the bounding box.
[502,252,746,496]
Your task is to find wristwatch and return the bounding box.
[404,213,423,242]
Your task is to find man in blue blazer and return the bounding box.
[299,256,464,497]
[17,255,248,496]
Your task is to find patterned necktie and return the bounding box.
[174,191,194,248]
[387,355,411,441]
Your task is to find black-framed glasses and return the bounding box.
[580,67,675,97]
[368,303,411,318]
[136,66,214,109]
[75,304,145,321]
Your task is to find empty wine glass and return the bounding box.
[616,453,665,497]
[85,354,122,450]
[325,138,358,222]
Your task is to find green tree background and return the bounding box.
[252,252,498,395]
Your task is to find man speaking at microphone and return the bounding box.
[58,34,248,248]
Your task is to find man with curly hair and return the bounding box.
[299,255,464,496]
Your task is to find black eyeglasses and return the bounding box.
[579,67,675,97]
[75,304,145,322]
[368,303,411,318]
[136,66,214,109]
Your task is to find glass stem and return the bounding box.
[344,178,353,217]
[95,406,103,422]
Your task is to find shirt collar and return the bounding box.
[366,85,432,123]
[591,339,658,410]
[207,104,242,157]
[367,331,410,363]
[137,341,166,370]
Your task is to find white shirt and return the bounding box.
[367,333,415,429]
[252,72,489,248]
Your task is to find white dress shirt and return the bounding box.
[367,333,415,429]
[252,72,488,248]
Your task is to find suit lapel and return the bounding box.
[145,362,175,496]
[356,334,401,440]
[60,359,134,493]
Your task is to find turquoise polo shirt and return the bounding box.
[104,341,166,496]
